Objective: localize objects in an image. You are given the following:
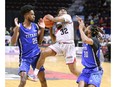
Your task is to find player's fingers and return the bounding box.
[14,18,18,22]
[14,18,20,27]
[76,15,81,20]
[76,18,81,23]
[39,18,43,20]
[38,18,43,22]
[14,18,18,25]
[46,14,51,16]
[76,15,82,22]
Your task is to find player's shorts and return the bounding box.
[18,53,45,75]
[49,41,76,64]
[76,67,103,87]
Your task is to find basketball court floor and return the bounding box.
[5,48,111,87]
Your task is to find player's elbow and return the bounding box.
[10,38,17,46]
[52,40,56,44]
[82,39,93,45]
[82,38,87,43]
[82,39,86,43]
[10,41,16,46]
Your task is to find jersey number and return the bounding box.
[32,38,37,44]
[60,28,68,35]
[84,51,88,58]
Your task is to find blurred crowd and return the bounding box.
[83,0,110,27]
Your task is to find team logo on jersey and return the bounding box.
[25,33,37,38]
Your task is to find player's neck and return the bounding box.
[23,19,32,29]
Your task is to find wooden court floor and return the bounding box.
[5,48,111,87]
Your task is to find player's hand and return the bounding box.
[14,18,20,28]
[76,16,85,30]
[38,18,45,29]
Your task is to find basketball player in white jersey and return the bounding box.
[34,7,80,77]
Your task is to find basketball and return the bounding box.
[43,15,54,28]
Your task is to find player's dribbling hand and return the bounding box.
[38,18,45,29]
[14,18,20,28]
[76,15,85,30]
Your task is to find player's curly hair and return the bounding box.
[20,5,34,16]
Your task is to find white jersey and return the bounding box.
[55,14,74,42]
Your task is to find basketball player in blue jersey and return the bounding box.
[76,16,103,87]
[11,5,47,87]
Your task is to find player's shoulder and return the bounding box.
[31,22,37,26]
[31,22,39,29]
[62,14,72,23]
[62,14,71,18]
[92,37,99,43]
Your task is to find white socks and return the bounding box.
[34,68,39,75]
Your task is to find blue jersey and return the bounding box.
[18,23,41,59]
[82,37,101,68]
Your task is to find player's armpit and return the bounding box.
[83,38,93,45]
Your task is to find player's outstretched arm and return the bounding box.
[37,18,45,44]
[11,18,19,45]
[76,16,93,45]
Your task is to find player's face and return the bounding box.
[26,10,35,22]
[58,9,67,16]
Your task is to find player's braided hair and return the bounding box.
[89,25,99,37]
[89,25,104,41]
[20,5,34,16]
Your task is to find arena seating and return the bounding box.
[6,0,75,28]
[6,0,74,16]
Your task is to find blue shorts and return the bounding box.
[76,67,103,87]
[18,53,45,75]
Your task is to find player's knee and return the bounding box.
[41,51,48,58]
[70,68,79,76]
[70,69,76,74]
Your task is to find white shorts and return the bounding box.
[49,41,77,64]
